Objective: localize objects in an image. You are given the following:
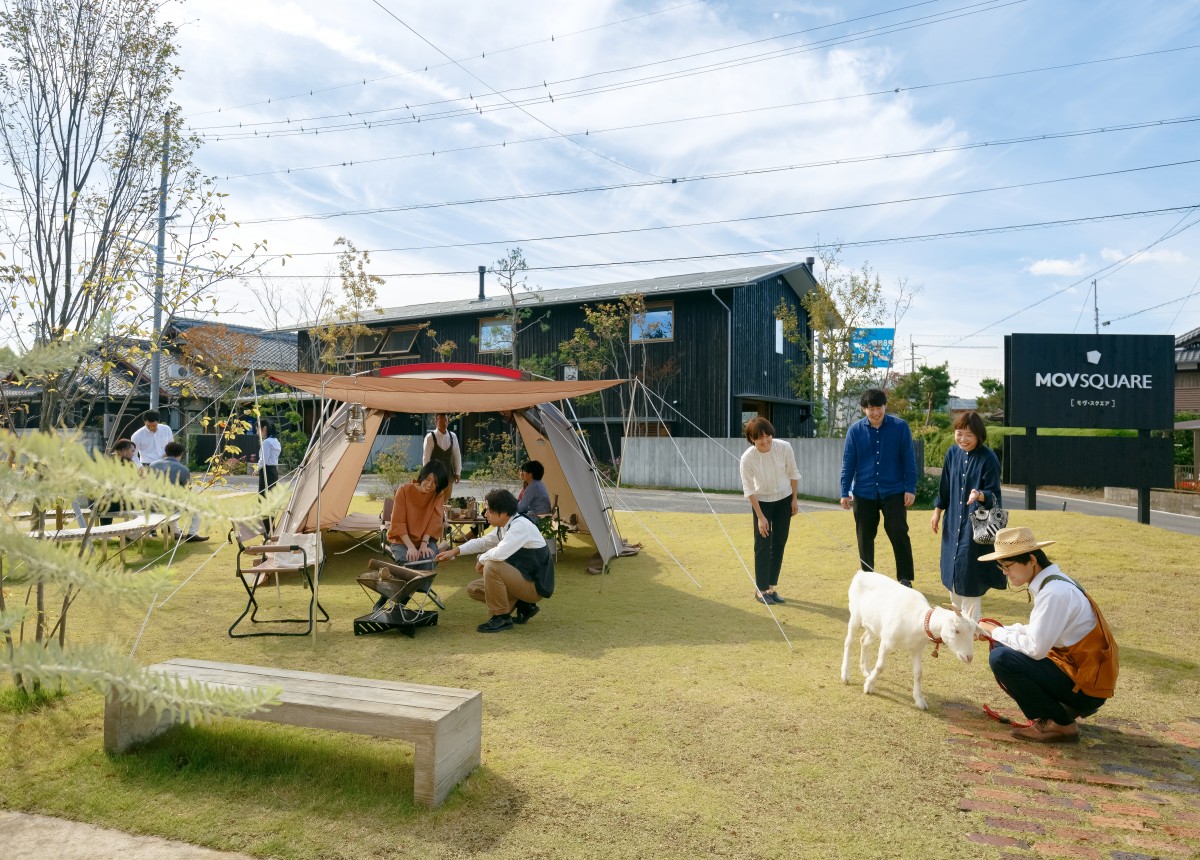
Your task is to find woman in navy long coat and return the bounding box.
[930,411,1005,621]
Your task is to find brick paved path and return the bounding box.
[944,702,1200,858]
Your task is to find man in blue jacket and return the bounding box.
[840,389,917,585]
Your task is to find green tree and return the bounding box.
[976,377,1005,416]
[1,335,279,722]
[308,237,384,371]
[894,363,955,426]
[486,247,549,369]
[777,247,882,435]
[0,0,267,429]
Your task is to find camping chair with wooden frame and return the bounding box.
[325,497,392,555]
[228,522,329,638]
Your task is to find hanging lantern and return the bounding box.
[345,402,366,443]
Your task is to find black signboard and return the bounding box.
[1005,435,1174,489]
[1005,334,1174,430]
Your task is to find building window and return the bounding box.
[380,326,421,354]
[347,332,383,356]
[775,318,784,354]
[479,318,513,353]
[631,303,674,343]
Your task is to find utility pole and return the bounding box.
[149,113,170,411]
[1092,279,1099,335]
[910,335,915,373]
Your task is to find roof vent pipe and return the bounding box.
[805,256,815,274]
[478,265,487,301]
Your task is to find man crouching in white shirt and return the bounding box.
[436,488,554,633]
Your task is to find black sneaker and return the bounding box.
[477,614,514,633]
[513,601,540,624]
[899,579,913,588]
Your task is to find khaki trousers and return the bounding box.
[466,559,541,616]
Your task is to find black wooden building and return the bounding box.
[293,261,821,459]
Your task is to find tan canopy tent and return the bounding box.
[267,369,626,567]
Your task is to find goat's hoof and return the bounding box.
[862,681,875,695]
[914,699,928,711]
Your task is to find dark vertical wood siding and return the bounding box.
[299,272,813,452]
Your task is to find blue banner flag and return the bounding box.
[850,328,895,368]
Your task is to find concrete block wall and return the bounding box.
[620,437,847,500]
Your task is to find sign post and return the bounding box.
[1004,334,1174,524]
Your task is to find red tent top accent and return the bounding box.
[379,362,521,380]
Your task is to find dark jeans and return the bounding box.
[752,497,793,592]
[853,493,914,582]
[989,645,1107,725]
[389,538,439,571]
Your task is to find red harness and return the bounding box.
[923,608,942,658]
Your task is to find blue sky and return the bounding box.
[165,0,1200,396]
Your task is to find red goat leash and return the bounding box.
[978,617,1034,728]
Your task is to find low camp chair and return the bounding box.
[229,522,329,638]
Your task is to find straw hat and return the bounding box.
[978,526,1056,562]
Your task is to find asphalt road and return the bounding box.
[1000,486,1200,536]
[232,475,1200,537]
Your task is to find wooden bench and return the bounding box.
[104,658,482,808]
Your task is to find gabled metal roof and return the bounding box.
[302,262,817,328]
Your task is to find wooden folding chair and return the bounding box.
[228,522,329,638]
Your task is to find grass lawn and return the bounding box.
[2,503,1198,859]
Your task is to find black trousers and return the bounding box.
[853,493,914,582]
[990,645,1107,725]
[752,497,793,592]
[259,464,278,533]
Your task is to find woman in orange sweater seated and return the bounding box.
[387,460,449,568]
[977,527,1118,744]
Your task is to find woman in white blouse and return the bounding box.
[739,417,801,604]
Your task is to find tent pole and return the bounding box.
[313,377,331,646]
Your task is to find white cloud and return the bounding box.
[1099,248,1187,264]
[1026,255,1089,277]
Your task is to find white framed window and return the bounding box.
[479,318,513,353]
[631,303,674,343]
[775,318,784,354]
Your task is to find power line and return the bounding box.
[1102,272,1200,326]
[194,0,1030,142]
[263,157,1200,255]
[238,204,1200,279]
[238,153,1200,227]
[190,1,709,118]
[368,0,663,179]
[927,208,1200,352]
[214,107,1200,182]
[190,0,950,125]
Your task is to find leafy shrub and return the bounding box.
[374,441,418,499]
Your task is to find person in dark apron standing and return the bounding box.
[422,413,461,503]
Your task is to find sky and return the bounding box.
[160,0,1200,397]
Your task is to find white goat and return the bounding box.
[840,570,976,710]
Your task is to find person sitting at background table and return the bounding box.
[387,460,448,569]
[97,439,136,525]
[516,459,552,517]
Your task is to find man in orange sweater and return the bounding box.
[978,527,1118,743]
[387,461,448,568]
